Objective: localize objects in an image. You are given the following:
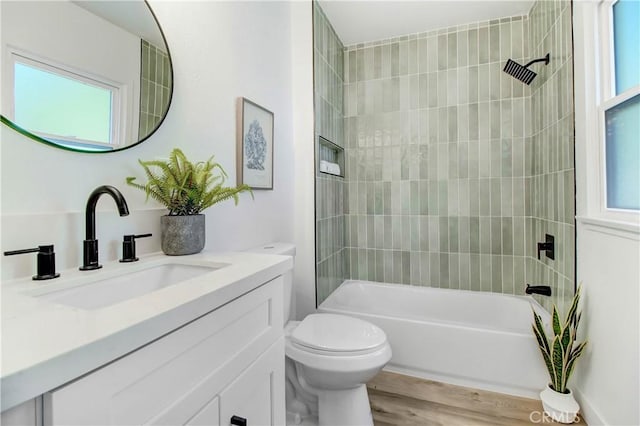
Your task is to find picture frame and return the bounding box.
[237,97,274,190]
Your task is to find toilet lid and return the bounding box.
[291,314,387,353]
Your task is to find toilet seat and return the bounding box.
[283,314,392,426]
[285,314,392,374]
[290,314,387,355]
[285,336,392,373]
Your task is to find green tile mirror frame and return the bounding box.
[1,0,173,153]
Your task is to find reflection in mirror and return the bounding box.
[0,0,173,153]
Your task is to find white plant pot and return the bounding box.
[540,385,580,424]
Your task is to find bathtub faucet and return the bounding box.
[525,284,552,297]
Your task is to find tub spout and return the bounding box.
[525,284,552,297]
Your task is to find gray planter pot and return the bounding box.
[160,214,205,255]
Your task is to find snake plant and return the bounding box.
[127,148,252,215]
[532,285,587,394]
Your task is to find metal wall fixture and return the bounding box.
[503,53,550,85]
[537,234,555,260]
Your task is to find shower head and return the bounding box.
[503,53,550,85]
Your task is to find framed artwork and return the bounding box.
[237,97,274,190]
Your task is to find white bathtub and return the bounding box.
[318,280,550,398]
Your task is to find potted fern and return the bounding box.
[532,285,587,424]
[127,148,252,255]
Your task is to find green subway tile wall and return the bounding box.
[527,0,575,316]
[139,39,171,140]
[314,3,347,305]
[314,0,575,315]
[343,15,534,296]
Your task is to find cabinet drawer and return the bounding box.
[220,339,284,426]
[44,277,283,425]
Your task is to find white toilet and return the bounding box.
[247,243,392,426]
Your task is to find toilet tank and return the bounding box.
[245,243,295,325]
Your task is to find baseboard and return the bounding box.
[573,387,605,426]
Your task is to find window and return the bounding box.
[600,0,640,213]
[11,52,120,150]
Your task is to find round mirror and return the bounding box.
[0,0,173,153]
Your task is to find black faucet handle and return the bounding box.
[4,245,61,280]
[537,234,555,260]
[133,233,152,239]
[120,233,152,263]
[4,247,41,256]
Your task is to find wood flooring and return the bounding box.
[367,371,587,426]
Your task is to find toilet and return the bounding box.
[246,243,392,426]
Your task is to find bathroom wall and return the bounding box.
[526,0,575,315]
[291,1,316,320]
[572,2,640,425]
[314,3,347,305]
[336,1,576,314]
[343,16,533,295]
[1,1,296,280]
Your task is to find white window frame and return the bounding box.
[596,0,640,222]
[7,48,123,149]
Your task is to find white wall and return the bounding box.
[290,1,316,319]
[574,224,639,425]
[1,1,300,281]
[573,3,640,425]
[1,1,141,146]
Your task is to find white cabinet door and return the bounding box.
[44,277,283,426]
[220,340,285,426]
[185,397,220,426]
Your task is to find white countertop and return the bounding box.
[1,251,293,411]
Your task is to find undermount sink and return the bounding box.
[37,263,222,310]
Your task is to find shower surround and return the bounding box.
[343,15,532,301]
[527,0,575,314]
[315,0,574,314]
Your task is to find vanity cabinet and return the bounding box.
[42,277,285,426]
[0,397,41,426]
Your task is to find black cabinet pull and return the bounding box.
[230,415,247,426]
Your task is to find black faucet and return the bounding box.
[80,185,129,271]
[526,284,552,297]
